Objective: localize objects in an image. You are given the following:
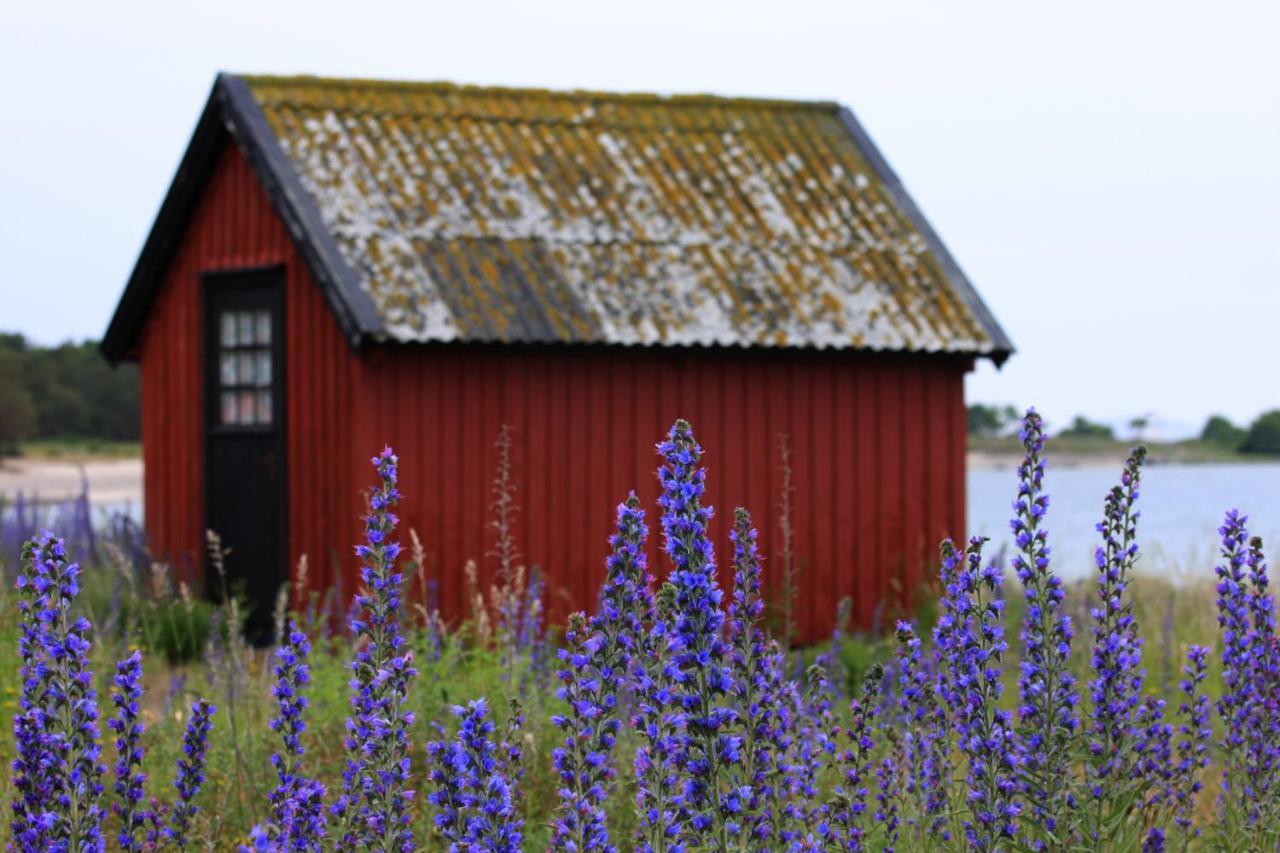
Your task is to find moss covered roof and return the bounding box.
[237,74,1010,356]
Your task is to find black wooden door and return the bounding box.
[204,269,286,641]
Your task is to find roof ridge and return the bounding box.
[233,72,843,113]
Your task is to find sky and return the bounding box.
[2,0,1276,436]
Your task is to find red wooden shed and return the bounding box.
[101,74,1012,641]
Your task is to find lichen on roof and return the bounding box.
[240,73,1001,354]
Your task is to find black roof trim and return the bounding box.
[100,74,381,364]
[834,107,1014,366]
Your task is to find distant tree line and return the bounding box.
[0,333,139,453]
[1202,411,1280,455]
[967,403,1280,455]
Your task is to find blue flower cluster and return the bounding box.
[7,528,221,851]
[1214,509,1280,831]
[108,650,148,851]
[167,698,217,847]
[893,620,949,842]
[656,420,740,845]
[936,537,1020,848]
[332,447,418,850]
[266,621,327,849]
[15,414,1280,851]
[550,495,649,851]
[1010,409,1079,841]
[426,698,524,852]
[11,530,106,850]
[1085,447,1150,839]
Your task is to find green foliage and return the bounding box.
[0,332,140,443]
[0,348,36,453]
[1058,414,1115,440]
[1242,410,1280,455]
[967,402,1020,437]
[1201,414,1245,448]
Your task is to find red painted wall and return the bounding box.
[135,138,971,642]
[357,344,969,641]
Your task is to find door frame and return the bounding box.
[202,264,288,603]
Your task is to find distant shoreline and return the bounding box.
[967,436,1274,472]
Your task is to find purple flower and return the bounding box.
[632,576,687,853]
[11,530,106,851]
[656,420,738,845]
[11,535,61,849]
[1243,535,1280,813]
[427,699,523,852]
[1011,409,1079,841]
[727,508,791,843]
[894,620,950,842]
[331,447,417,850]
[269,621,327,849]
[166,698,217,847]
[874,740,905,853]
[1170,645,1211,841]
[109,650,150,851]
[1085,447,1149,840]
[828,665,883,850]
[934,538,1020,848]
[552,495,650,851]
[1214,509,1266,828]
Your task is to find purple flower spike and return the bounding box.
[1011,409,1079,842]
[935,538,1020,848]
[657,420,738,846]
[167,698,217,847]
[331,447,417,850]
[1171,645,1211,843]
[11,530,106,851]
[828,665,883,851]
[426,699,523,853]
[109,650,150,851]
[552,494,650,851]
[894,620,950,842]
[632,581,686,853]
[269,621,327,849]
[1085,447,1149,842]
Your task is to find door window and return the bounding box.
[215,308,274,426]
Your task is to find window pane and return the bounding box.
[255,350,272,387]
[256,390,273,425]
[238,390,257,425]
[221,391,238,425]
[220,353,237,387]
[220,312,238,347]
[238,312,255,347]
[237,351,255,385]
[255,310,272,345]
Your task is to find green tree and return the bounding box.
[1242,410,1280,455]
[1059,415,1115,440]
[0,348,36,453]
[0,333,140,445]
[1200,414,1246,448]
[968,403,1020,438]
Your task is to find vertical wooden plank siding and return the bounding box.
[352,345,971,643]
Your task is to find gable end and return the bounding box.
[101,74,381,364]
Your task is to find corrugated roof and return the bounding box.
[234,74,1009,356]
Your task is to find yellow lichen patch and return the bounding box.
[240,74,1004,355]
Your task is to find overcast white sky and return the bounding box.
[2,0,1276,435]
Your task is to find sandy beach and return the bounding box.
[0,457,144,506]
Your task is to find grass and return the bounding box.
[14,437,142,461]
